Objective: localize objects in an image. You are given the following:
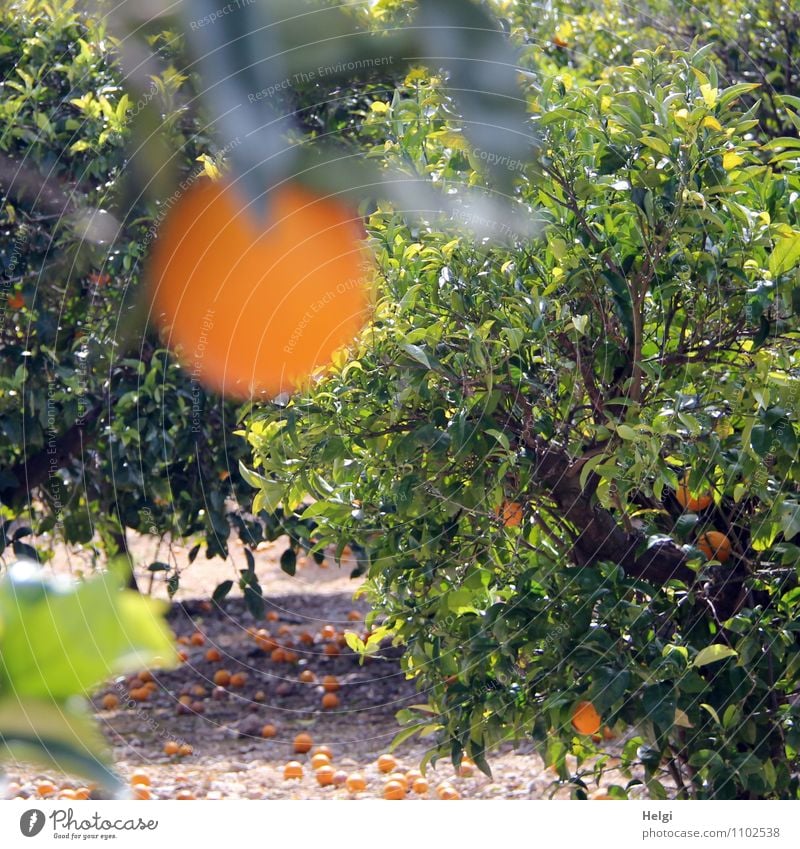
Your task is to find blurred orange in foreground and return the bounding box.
[148,179,372,400]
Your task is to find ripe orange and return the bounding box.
[129,687,149,702]
[74,788,91,800]
[332,769,348,787]
[102,693,119,710]
[321,692,340,710]
[130,771,150,787]
[139,670,154,684]
[191,685,207,698]
[190,632,205,646]
[320,625,336,640]
[229,672,247,688]
[270,648,287,663]
[310,753,331,770]
[315,765,335,786]
[387,772,408,791]
[147,179,372,400]
[254,690,267,702]
[697,531,732,563]
[36,781,56,797]
[299,631,315,645]
[497,500,524,527]
[346,773,366,793]
[437,784,460,800]
[571,700,602,735]
[377,753,397,773]
[412,777,429,795]
[178,743,193,757]
[323,643,340,657]
[164,741,180,756]
[284,650,299,664]
[284,761,303,780]
[206,648,222,662]
[132,785,151,800]
[261,724,277,738]
[176,790,196,800]
[347,610,362,621]
[213,669,231,687]
[322,675,340,693]
[383,780,406,800]
[675,475,712,511]
[312,745,334,760]
[177,650,188,663]
[299,669,316,683]
[293,732,313,754]
[457,758,475,777]
[8,292,25,310]
[266,611,280,622]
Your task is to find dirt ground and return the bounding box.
[1,535,643,800]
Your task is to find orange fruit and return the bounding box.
[284,650,299,664]
[261,724,277,738]
[59,789,78,800]
[293,732,313,754]
[377,754,397,773]
[412,777,429,795]
[191,685,207,698]
[213,669,231,687]
[176,790,196,800]
[332,769,348,786]
[571,700,602,735]
[254,690,267,702]
[437,784,460,800]
[130,771,150,787]
[497,500,523,527]
[266,611,280,622]
[312,745,334,760]
[457,758,475,777]
[74,788,91,800]
[132,785,151,800]
[322,675,340,693]
[675,475,712,511]
[321,692,340,710]
[603,725,617,741]
[383,780,406,800]
[284,761,303,780]
[387,772,408,791]
[311,753,331,770]
[206,648,222,662]
[315,765,335,786]
[697,531,732,563]
[347,610,361,621]
[102,693,119,710]
[323,643,340,657]
[177,650,189,663]
[36,781,56,797]
[178,743,193,757]
[130,687,149,702]
[270,648,287,663]
[164,741,180,756]
[229,672,247,688]
[320,625,336,640]
[346,773,366,793]
[190,632,205,646]
[138,670,154,683]
[147,179,372,400]
[299,631,315,645]
[299,669,316,683]
[8,292,25,310]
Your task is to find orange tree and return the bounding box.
[0,1,317,598]
[244,46,800,798]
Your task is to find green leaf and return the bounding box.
[280,547,297,576]
[0,699,123,795]
[401,343,431,369]
[0,563,175,700]
[769,232,800,278]
[693,645,738,668]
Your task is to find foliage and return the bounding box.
[246,42,800,799]
[0,560,174,792]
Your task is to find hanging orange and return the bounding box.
[147,178,372,400]
[675,475,712,512]
[571,700,602,735]
[697,531,732,563]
